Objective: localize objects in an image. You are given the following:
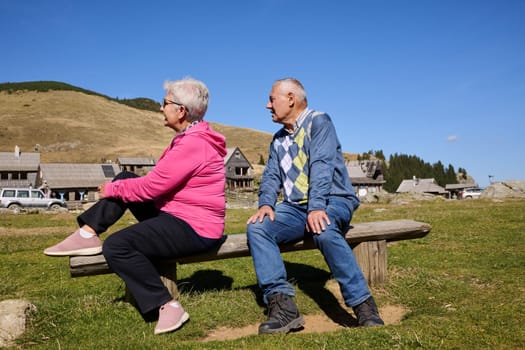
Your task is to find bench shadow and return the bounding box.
[236,262,357,327]
[176,269,234,295]
[123,265,357,327]
[285,261,357,327]
[174,263,357,327]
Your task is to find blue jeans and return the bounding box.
[247,197,371,307]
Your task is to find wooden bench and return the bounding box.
[69,220,431,299]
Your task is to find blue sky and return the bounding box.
[1,0,524,187]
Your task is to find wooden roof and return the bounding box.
[396,178,446,194]
[224,147,252,167]
[117,157,156,166]
[347,161,386,185]
[39,163,121,188]
[445,183,478,190]
[0,151,40,171]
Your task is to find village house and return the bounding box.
[117,157,156,175]
[346,160,386,197]
[224,147,254,190]
[396,177,447,196]
[0,149,40,188]
[38,163,121,202]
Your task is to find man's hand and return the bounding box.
[247,205,275,224]
[306,210,331,234]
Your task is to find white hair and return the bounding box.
[163,77,209,122]
[276,78,307,105]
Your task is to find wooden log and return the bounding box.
[158,262,179,299]
[352,240,387,285]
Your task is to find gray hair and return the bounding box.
[163,78,209,122]
[275,78,308,105]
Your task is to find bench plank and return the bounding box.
[70,219,431,278]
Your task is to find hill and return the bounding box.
[0,83,275,168]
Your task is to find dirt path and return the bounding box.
[203,304,406,342]
[203,280,406,342]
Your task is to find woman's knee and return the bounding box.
[101,235,116,259]
[102,231,129,259]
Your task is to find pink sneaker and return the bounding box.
[44,229,102,256]
[154,301,190,335]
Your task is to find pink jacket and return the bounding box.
[104,121,227,239]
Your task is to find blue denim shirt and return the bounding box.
[258,109,360,212]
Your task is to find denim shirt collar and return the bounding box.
[286,108,311,135]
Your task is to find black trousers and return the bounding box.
[77,171,224,314]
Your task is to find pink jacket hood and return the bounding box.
[104,121,227,239]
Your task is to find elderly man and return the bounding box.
[247,78,384,334]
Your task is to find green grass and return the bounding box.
[1,199,524,349]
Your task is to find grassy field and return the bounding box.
[1,199,524,349]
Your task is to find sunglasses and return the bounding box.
[162,99,182,107]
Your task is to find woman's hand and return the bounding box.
[97,182,109,199]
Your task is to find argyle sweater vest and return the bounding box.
[274,111,321,205]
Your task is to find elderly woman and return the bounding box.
[44,78,227,335]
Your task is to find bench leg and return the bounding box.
[352,240,387,286]
[124,263,180,304]
[158,263,179,300]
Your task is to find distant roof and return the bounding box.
[39,163,121,188]
[445,183,478,190]
[117,157,156,166]
[396,178,446,194]
[346,161,385,185]
[350,176,386,185]
[224,147,252,167]
[0,151,40,171]
[347,165,367,179]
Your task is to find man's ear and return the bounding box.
[288,92,295,107]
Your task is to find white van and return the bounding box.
[0,188,66,210]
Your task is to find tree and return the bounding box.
[258,154,265,165]
[383,153,465,192]
[374,149,385,160]
[446,164,458,185]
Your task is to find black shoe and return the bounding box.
[258,293,305,334]
[353,296,385,327]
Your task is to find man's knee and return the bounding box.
[313,229,342,248]
[247,222,260,240]
[247,221,271,243]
